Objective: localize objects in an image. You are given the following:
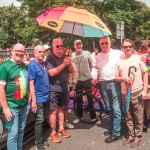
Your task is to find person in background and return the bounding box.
[28,45,50,150]
[92,36,123,143]
[63,47,78,129]
[72,39,96,124]
[46,37,73,143]
[0,43,30,150]
[91,48,99,79]
[115,39,148,148]
[43,44,51,61]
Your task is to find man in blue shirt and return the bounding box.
[28,45,50,150]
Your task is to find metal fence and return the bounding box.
[0,48,34,60]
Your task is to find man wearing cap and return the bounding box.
[72,39,96,123]
[43,44,51,61]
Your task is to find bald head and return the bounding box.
[11,43,25,63]
[34,45,45,63]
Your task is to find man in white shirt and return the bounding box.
[93,36,123,143]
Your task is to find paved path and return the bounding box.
[23,112,150,150]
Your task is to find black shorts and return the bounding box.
[49,91,68,109]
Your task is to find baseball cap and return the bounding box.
[74,40,82,45]
[43,44,50,50]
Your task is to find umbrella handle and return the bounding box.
[128,66,137,77]
[69,22,75,50]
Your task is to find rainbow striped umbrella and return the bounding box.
[125,66,137,113]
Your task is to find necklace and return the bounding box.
[75,52,82,75]
[39,62,48,86]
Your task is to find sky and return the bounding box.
[0,0,150,7]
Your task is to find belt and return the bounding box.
[101,79,115,83]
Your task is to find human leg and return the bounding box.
[34,103,45,147]
[18,103,30,150]
[7,109,19,150]
[110,82,122,136]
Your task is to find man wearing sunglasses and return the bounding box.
[46,37,73,143]
[92,36,123,143]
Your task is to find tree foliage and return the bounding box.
[0,0,150,49]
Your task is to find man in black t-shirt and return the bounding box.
[46,37,73,143]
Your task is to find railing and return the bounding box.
[0,48,34,60]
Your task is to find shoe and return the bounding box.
[91,118,97,122]
[73,118,80,124]
[36,145,45,150]
[58,129,70,138]
[105,135,121,143]
[104,130,112,136]
[123,137,134,145]
[96,120,101,125]
[64,122,74,129]
[50,133,61,143]
[131,139,141,148]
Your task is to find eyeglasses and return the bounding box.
[56,45,63,48]
[122,45,133,49]
[100,42,108,45]
[14,50,25,54]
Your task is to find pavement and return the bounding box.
[23,111,150,150]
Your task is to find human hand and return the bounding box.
[125,77,133,84]
[63,56,72,66]
[92,79,99,85]
[3,107,13,121]
[69,90,75,98]
[31,102,37,113]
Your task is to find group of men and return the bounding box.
[0,36,147,150]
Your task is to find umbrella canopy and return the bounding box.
[35,6,111,38]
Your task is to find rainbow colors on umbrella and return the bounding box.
[35,6,111,38]
[125,66,137,113]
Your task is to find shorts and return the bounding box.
[49,91,68,109]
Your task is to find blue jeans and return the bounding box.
[34,101,49,147]
[7,103,30,150]
[101,80,122,136]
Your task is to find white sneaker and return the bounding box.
[64,122,74,129]
[91,118,97,122]
[73,118,80,124]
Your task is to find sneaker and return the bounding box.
[58,129,70,138]
[50,133,61,143]
[36,145,45,150]
[105,135,121,143]
[64,122,74,129]
[96,120,101,125]
[73,118,83,123]
[91,118,97,122]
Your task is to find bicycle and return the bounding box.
[73,82,108,124]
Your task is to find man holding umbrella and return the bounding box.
[46,37,73,143]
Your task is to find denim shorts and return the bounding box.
[49,91,68,109]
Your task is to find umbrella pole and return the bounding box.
[69,22,75,50]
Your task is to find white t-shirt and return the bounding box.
[96,49,123,81]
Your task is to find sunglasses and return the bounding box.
[122,45,133,49]
[56,45,63,48]
[100,42,108,45]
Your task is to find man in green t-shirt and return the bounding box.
[0,43,30,150]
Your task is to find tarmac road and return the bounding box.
[23,111,150,150]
